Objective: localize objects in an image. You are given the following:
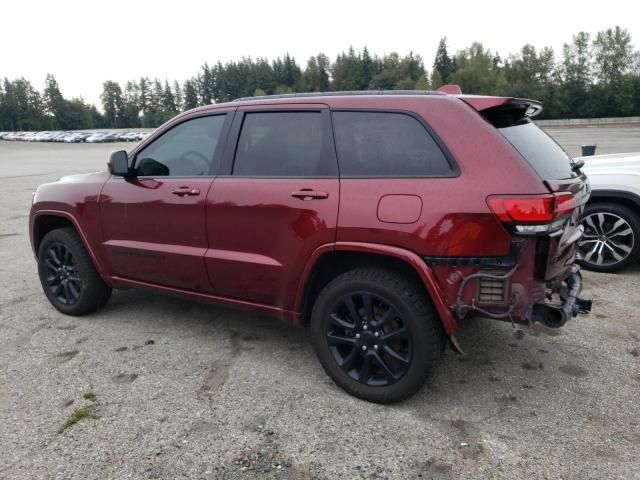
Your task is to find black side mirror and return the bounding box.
[109,150,131,177]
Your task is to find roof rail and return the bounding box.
[232,90,442,102]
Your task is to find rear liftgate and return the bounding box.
[440,88,592,350]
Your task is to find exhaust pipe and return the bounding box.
[533,304,568,328]
[532,271,592,329]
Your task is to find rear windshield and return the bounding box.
[499,121,576,180]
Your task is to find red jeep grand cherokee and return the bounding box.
[30,89,591,403]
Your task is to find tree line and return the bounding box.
[1,26,638,131]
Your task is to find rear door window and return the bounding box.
[331,111,453,177]
[499,121,576,180]
[233,111,335,177]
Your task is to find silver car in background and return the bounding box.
[579,152,640,272]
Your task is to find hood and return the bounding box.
[577,152,640,197]
[58,171,108,183]
[578,152,640,174]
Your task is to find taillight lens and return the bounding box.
[487,193,576,226]
[487,196,555,222]
[554,192,577,218]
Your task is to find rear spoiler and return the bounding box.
[436,85,542,127]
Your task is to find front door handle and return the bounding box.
[172,186,200,196]
[291,189,329,200]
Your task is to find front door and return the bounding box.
[205,106,339,310]
[99,112,232,292]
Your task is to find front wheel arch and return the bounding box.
[32,214,75,255]
[32,211,108,279]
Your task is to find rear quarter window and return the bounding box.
[499,121,577,180]
[332,111,454,177]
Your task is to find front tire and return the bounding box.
[38,228,112,315]
[310,268,444,403]
[579,202,640,272]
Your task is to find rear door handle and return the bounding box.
[291,189,329,200]
[172,186,200,196]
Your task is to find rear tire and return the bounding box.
[38,227,112,315]
[310,267,444,403]
[579,202,640,272]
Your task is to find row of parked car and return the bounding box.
[0,130,151,143]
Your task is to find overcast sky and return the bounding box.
[2,0,637,106]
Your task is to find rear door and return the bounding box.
[99,111,233,292]
[204,104,339,310]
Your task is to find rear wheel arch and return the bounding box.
[297,244,457,335]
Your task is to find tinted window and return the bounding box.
[135,115,226,176]
[499,121,576,180]
[233,112,333,176]
[332,112,452,176]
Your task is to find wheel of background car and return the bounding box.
[578,202,640,273]
[37,227,112,315]
[310,267,444,403]
[181,150,211,175]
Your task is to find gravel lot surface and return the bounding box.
[1,128,639,480]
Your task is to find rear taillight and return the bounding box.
[487,193,576,234]
[487,196,555,223]
[554,192,577,218]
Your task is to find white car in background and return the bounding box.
[578,152,640,272]
[85,133,106,143]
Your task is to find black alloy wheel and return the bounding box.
[326,292,412,387]
[42,242,82,306]
[311,268,444,403]
[37,227,112,315]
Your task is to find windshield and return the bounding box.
[499,121,577,180]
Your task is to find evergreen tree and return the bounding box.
[138,77,150,122]
[433,37,455,84]
[253,57,276,94]
[43,74,66,129]
[122,81,141,128]
[2,79,18,130]
[173,80,183,111]
[161,80,177,122]
[100,81,124,128]
[183,79,199,109]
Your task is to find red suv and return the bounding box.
[29,90,591,403]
